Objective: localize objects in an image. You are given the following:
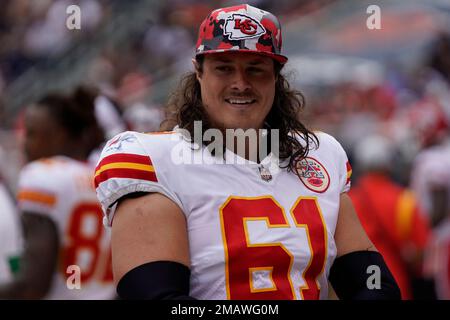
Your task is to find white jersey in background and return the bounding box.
[17,157,114,299]
[95,130,352,300]
[0,182,23,285]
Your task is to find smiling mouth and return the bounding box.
[225,98,257,106]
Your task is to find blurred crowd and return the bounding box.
[0,0,450,299]
[314,31,450,299]
[0,0,335,99]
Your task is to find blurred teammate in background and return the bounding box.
[409,107,450,299]
[349,135,432,299]
[0,87,115,299]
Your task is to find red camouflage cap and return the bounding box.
[195,4,288,64]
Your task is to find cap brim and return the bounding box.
[196,49,288,64]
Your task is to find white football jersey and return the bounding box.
[95,130,352,300]
[17,157,115,300]
[0,182,23,284]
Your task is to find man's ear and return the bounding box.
[192,58,201,81]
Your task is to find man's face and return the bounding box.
[196,52,276,131]
[24,105,67,162]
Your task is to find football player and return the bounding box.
[0,87,115,299]
[95,5,400,300]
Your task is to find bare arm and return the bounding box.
[334,193,376,257]
[111,193,190,285]
[0,213,59,299]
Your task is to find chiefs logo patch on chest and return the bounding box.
[294,157,330,193]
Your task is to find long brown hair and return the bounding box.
[161,56,318,171]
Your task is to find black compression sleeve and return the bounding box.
[329,251,401,300]
[117,261,196,300]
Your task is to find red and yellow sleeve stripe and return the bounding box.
[346,161,352,185]
[17,189,56,207]
[94,153,157,188]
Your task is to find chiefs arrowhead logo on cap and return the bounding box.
[224,14,266,40]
